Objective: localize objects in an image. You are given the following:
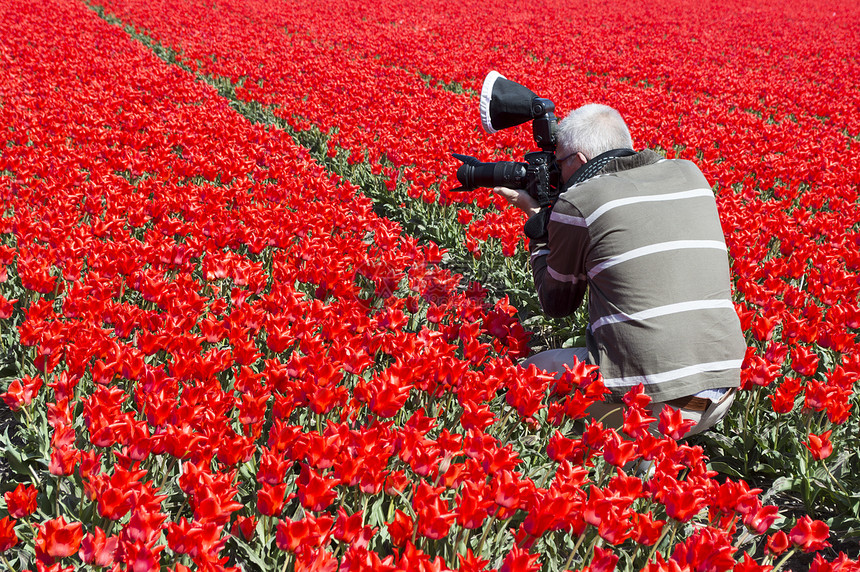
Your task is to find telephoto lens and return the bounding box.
[451,154,527,191]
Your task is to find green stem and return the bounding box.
[822,461,850,496]
[495,407,515,438]
[410,514,419,546]
[751,386,762,431]
[499,417,520,445]
[280,550,293,572]
[386,494,395,523]
[646,520,678,565]
[816,410,827,435]
[1,554,15,572]
[158,456,179,492]
[104,516,116,538]
[595,458,613,489]
[773,548,798,572]
[536,464,554,489]
[475,506,500,557]
[561,529,588,571]
[443,392,454,421]
[452,525,464,557]
[22,403,33,430]
[55,475,62,517]
[490,516,512,550]
[261,515,269,551]
[665,520,679,553]
[583,534,603,567]
[458,527,472,557]
[742,386,754,440]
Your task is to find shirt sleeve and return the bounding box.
[528,199,589,318]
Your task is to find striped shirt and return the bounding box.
[530,150,746,402]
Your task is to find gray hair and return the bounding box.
[556,104,633,161]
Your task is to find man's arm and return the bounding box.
[528,199,589,318]
[494,187,588,318]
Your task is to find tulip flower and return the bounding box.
[4,483,39,519]
[766,530,791,555]
[657,406,697,440]
[500,545,541,572]
[789,516,831,552]
[35,516,83,561]
[79,527,118,567]
[804,430,834,461]
[0,517,18,553]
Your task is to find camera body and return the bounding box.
[452,150,559,209]
[451,73,562,215]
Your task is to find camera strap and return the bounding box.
[525,148,636,241]
[565,148,636,189]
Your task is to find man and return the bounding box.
[495,104,746,437]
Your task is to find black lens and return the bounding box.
[456,159,527,190]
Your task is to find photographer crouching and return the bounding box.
[458,73,746,438]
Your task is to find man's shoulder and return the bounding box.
[606,151,706,181]
[556,158,646,207]
[556,151,713,217]
[604,149,664,173]
[561,150,664,195]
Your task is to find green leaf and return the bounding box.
[752,462,780,477]
[0,424,48,484]
[368,495,387,529]
[709,461,744,478]
[0,344,22,377]
[696,431,742,458]
[762,476,797,499]
[228,533,271,572]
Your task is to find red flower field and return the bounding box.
[1,0,858,570]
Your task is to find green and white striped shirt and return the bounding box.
[530,150,746,402]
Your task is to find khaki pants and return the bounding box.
[521,348,736,438]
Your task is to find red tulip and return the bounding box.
[296,464,338,512]
[1,375,42,410]
[79,526,118,567]
[789,516,831,552]
[0,517,18,553]
[4,483,38,518]
[257,483,289,517]
[35,516,83,560]
[804,430,834,461]
[657,406,697,440]
[276,514,333,553]
[766,530,791,555]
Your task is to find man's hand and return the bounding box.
[493,187,541,218]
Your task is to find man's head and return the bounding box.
[556,104,634,181]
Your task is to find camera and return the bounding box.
[451,72,561,238]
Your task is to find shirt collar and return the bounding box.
[564,148,660,189]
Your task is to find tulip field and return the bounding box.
[2,0,859,570]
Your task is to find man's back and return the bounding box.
[533,150,746,402]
